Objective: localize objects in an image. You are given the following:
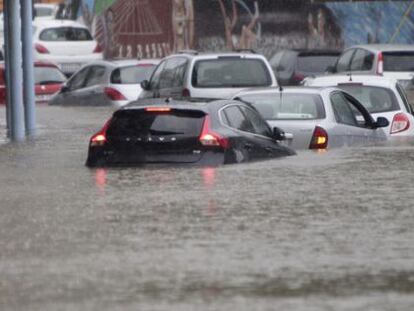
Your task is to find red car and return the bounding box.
[0,61,67,105]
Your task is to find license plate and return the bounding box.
[35,94,52,102]
[60,63,81,73]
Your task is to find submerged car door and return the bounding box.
[54,66,91,105]
[221,105,275,161]
[329,91,384,147]
[238,105,285,158]
[78,65,108,106]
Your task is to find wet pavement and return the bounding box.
[1,105,414,310]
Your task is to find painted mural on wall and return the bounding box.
[72,0,414,60]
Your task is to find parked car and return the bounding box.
[329,44,414,89]
[305,75,414,138]
[33,20,103,76]
[139,50,277,100]
[234,87,389,150]
[34,3,59,20]
[49,59,159,107]
[269,49,340,86]
[0,61,66,105]
[85,98,295,167]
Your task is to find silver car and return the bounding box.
[49,59,159,107]
[234,87,389,150]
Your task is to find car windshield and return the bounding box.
[192,58,272,88]
[337,85,400,113]
[383,52,414,71]
[239,93,326,120]
[39,27,93,41]
[111,64,156,84]
[34,66,67,84]
[297,54,338,73]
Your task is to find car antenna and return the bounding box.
[347,71,353,82]
[277,78,284,113]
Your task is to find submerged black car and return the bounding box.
[85,98,295,167]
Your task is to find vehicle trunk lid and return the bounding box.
[106,108,206,163]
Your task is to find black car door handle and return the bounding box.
[244,143,254,150]
[265,146,274,154]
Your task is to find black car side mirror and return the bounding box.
[272,127,286,141]
[60,85,69,93]
[141,80,151,91]
[373,116,389,128]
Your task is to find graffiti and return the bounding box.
[70,0,414,60]
[172,0,194,51]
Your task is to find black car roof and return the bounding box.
[122,97,237,113]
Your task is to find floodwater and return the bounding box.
[1,105,414,310]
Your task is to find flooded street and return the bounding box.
[1,105,414,310]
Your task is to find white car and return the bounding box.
[34,4,59,20]
[139,51,277,99]
[305,75,414,138]
[49,59,160,107]
[33,20,103,76]
[328,44,414,89]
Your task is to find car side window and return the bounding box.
[350,49,374,71]
[67,67,90,91]
[149,61,166,90]
[336,49,355,72]
[159,57,187,89]
[172,58,188,87]
[239,106,272,137]
[222,106,255,133]
[396,83,413,114]
[331,92,361,127]
[84,66,106,87]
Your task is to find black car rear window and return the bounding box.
[297,54,339,73]
[39,27,93,41]
[111,64,156,84]
[337,85,400,113]
[192,58,272,88]
[383,52,414,72]
[107,109,205,137]
[239,93,326,120]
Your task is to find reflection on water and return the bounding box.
[95,168,107,194]
[202,167,216,188]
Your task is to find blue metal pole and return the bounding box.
[21,0,36,136]
[3,0,11,135]
[8,0,25,142]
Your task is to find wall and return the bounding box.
[74,0,414,59]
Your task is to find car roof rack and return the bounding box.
[177,49,199,55]
[234,49,257,54]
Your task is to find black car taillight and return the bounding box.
[199,115,229,149]
[309,126,328,149]
[90,118,112,147]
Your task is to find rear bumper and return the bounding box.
[85,147,226,168]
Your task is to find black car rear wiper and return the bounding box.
[149,130,185,135]
[38,80,65,85]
